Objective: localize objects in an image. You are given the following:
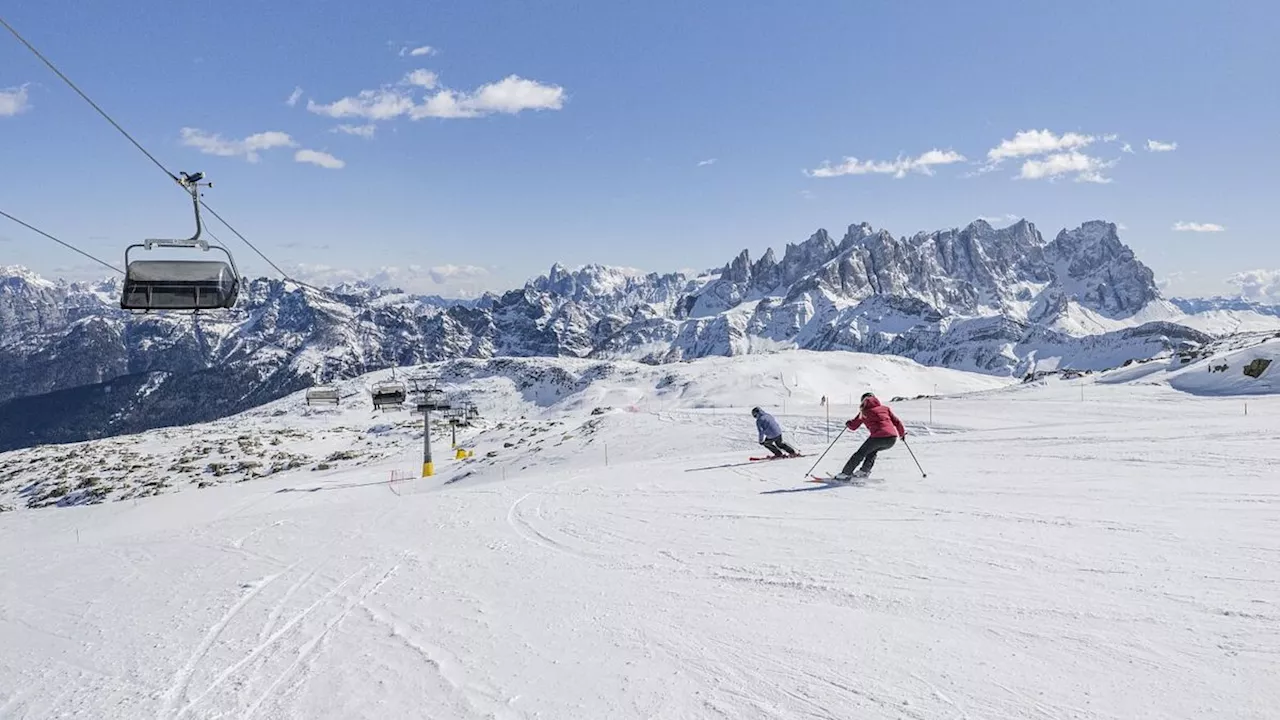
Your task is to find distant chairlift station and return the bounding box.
[119,171,242,313]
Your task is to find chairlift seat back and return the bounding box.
[121,259,239,311]
[306,386,341,405]
[371,383,407,408]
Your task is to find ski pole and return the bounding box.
[902,438,927,478]
[804,426,846,477]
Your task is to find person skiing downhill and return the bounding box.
[752,407,799,458]
[834,393,906,480]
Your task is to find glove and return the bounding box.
[845,419,858,431]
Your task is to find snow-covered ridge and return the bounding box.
[0,350,1012,511]
[1094,332,1280,396]
[1170,296,1280,316]
[0,216,1267,450]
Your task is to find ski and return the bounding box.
[807,475,859,485]
[749,454,805,462]
[807,474,880,485]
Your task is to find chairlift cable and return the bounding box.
[1,14,310,290]
[195,201,293,282]
[0,207,124,275]
[0,15,179,186]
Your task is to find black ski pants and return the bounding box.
[761,435,797,457]
[841,436,897,474]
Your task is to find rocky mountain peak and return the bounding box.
[0,216,1194,451]
[1045,221,1159,318]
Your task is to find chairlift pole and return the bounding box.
[417,381,449,477]
[422,406,433,477]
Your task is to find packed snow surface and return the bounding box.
[1,354,1278,719]
[0,351,1010,510]
[1098,336,1280,396]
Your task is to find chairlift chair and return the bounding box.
[306,386,340,406]
[120,172,241,312]
[423,388,448,409]
[371,381,407,410]
[409,373,440,394]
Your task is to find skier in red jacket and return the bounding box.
[835,393,906,481]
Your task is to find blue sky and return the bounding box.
[1,1,1277,300]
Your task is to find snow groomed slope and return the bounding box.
[1,352,1277,718]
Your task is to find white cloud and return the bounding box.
[309,73,565,123]
[399,45,437,57]
[286,87,304,107]
[1018,151,1115,183]
[1156,271,1185,292]
[1227,269,1280,304]
[978,213,1020,224]
[294,149,345,169]
[1172,221,1225,232]
[307,88,416,120]
[410,75,565,119]
[1101,133,1119,142]
[1146,139,1177,152]
[333,123,376,138]
[404,69,439,89]
[0,85,31,117]
[427,264,489,284]
[987,129,1096,163]
[457,75,565,114]
[292,263,493,297]
[806,148,966,179]
[1121,142,1135,154]
[697,158,717,167]
[410,90,472,119]
[179,127,296,162]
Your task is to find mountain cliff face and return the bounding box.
[0,219,1212,450]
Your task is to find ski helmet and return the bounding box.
[751,406,761,417]
[860,392,874,402]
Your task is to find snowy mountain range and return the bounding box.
[1,217,1273,450]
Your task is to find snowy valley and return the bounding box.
[1,343,1278,718]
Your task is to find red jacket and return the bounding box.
[846,396,906,438]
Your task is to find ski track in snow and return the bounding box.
[2,374,1279,718]
[172,564,372,719]
[159,566,293,717]
[237,560,402,720]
